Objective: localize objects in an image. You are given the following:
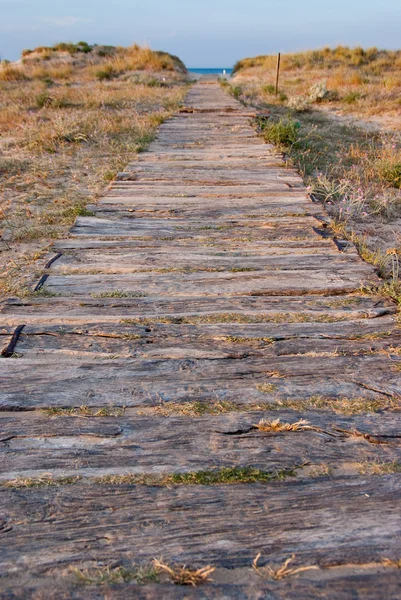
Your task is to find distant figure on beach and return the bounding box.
[223,69,226,75]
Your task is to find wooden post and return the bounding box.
[275,52,281,95]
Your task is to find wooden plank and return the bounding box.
[1,410,401,480]
[1,354,400,410]
[1,294,396,324]
[43,268,377,298]
[50,252,367,274]
[1,477,401,584]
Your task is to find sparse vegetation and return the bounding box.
[228,46,401,282]
[260,118,301,148]
[152,559,215,586]
[43,405,126,417]
[72,559,214,587]
[154,400,241,417]
[95,466,298,486]
[72,563,160,586]
[120,311,352,326]
[252,553,319,580]
[3,474,81,488]
[0,43,188,297]
[357,460,401,475]
[274,395,400,414]
[255,418,312,432]
[91,291,147,298]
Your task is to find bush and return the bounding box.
[146,78,168,87]
[263,84,276,94]
[309,81,329,103]
[76,41,92,54]
[287,95,311,112]
[95,64,117,80]
[376,162,401,188]
[260,119,301,147]
[343,91,362,104]
[36,92,53,108]
[95,45,116,58]
[231,85,243,99]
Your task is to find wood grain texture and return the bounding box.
[0,79,400,597]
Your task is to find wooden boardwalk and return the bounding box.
[1,80,401,598]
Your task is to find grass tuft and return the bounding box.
[43,405,126,417]
[253,553,319,580]
[275,395,400,414]
[72,563,160,586]
[259,118,301,148]
[95,466,298,486]
[357,461,401,475]
[255,418,311,432]
[154,400,240,417]
[3,474,81,488]
[152,559,215,587]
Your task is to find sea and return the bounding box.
[188,68,233,75]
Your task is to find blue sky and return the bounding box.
[0,0,400,66]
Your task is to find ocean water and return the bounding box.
[189,68,233,75]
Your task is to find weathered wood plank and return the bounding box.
[1,410,401,480]
[43,268,377,297]
[1,294,395,325]
[1,477,401,581]
[1,354,400,410]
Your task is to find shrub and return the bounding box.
[95,45,117,58]
[309,81,329,103]
[95,64,117,80]
[36,92,53,108]
[376,162,401,188]
[231,85,243,99]
[76,41,92,54]
[260,119,301,147]
[343,91,362,104]
[263,84,276,94]
[287,95,311,112]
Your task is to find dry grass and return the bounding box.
[0,44,188,297]
[274,395,401,414]
[152,559,215,586]
[382,558,401,569]
[256,383,277,394]
[152,395,400,417]
[154,400,241,417]
[71,563,160,586]
[252,553,319,580]
[357,460,401,475]
[43,405,126,418]
[233,46,401,120]
[228,47,401,280]
[2,474,81,488]
[71,558,214,587]
[255,418,311,432]
[308,463,332,478]
[120,312,351,326]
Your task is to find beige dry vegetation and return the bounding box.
[228,47,401,300]
[0,43,188,297]
[71,559,214,587]
[233,47,401,120]
[252,553,319,580]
